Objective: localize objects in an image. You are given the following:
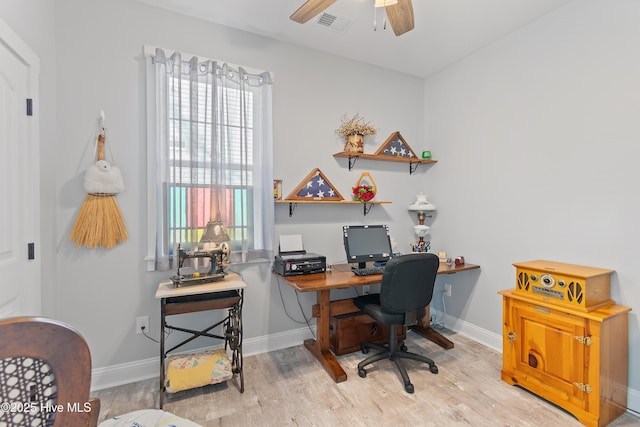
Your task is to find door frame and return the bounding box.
[0,16,41,316]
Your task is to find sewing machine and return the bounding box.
[170,244,229,287]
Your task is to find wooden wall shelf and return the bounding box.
[333,152,437,174]
[276,200,391,217]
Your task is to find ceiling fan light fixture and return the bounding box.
[374,0,398,7]
[374,0,396,31]
[290,0,413,37]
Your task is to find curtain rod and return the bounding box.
[143,44,272,80]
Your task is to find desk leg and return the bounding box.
[410,305,454,350]
[303,289,347,382]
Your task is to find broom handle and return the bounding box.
[97,133,105,161]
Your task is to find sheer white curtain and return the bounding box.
[145,47,274,271]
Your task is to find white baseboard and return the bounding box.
[91,326,313,391]
[433,309,503,352]
[91,355,158,392]
[430,309,640,416]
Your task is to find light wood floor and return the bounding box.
[94,329,640,426]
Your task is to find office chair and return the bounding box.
[0,317,199,427]
[354,253,440,393]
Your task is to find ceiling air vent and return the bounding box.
[315,13,351,32]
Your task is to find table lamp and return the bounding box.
[408,194,436,252]
[200,219,231,270]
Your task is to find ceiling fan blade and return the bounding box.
[386,0,414,36]
[290,0,337,24]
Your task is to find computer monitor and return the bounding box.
[343,225,393,269]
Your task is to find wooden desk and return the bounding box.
[275,262,480,383]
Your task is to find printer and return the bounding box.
[273,234,326,276]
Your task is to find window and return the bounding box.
[145,47,274,271]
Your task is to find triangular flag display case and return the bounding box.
[285,168,344,201]
[374,131,418,159]
[333,131,436,174]
[277,168,390,216]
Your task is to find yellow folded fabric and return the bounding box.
[165,348,233,393]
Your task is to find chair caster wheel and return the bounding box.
[400,344,407,352]
[405,383,414,393]
[430,365,439,374]
[361,344,369,354]
[358,368,367,378]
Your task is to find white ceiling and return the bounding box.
[136,0,572,79]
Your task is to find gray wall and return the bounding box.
[2,0,426,370]
[425,0,640,406]
[1,0,638,410]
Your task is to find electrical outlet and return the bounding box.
[444,283,452,297]
[136,316,149,335]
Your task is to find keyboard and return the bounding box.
[352,266,385,276]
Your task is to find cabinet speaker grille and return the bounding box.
[568,281,584,304]
[517,272,530,291]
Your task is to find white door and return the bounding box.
[0,18,41,317]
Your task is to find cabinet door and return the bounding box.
[509,300,588,409]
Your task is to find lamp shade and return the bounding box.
[200,220,230,243]
[408,194,436,213]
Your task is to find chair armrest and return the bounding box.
[85,397,101,427]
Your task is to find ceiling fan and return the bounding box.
[290,0,415,36]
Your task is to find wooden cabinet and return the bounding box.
[499,289,630,427]
[312,296,406,356]
[329,311,405,356]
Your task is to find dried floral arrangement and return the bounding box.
[335,113,378,137]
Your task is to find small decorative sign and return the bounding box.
[352,172,377,202]
[274,179,283,200]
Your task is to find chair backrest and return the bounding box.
[379,253,440,318]
[0,316,97,427]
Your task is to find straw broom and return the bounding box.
[69,126,128,248]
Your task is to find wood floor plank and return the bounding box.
[93,330,640,426]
